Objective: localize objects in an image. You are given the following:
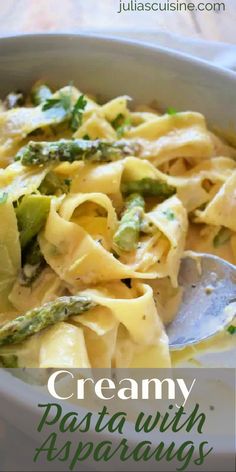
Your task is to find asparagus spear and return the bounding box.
[20,239,46,287]
[16,139,139,167]
[0,295,96,347]
[121,177,176,198]
[15,194,51,249]
[31,83,52,106]
[113,193,145,252]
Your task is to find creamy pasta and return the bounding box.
[0,82,235,368]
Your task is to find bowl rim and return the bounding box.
[0,32,236,81]
[0,32,235,461]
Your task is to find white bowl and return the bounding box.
[0,34,235,471]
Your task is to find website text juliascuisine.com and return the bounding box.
[117,0,226,13]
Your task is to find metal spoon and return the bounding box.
[167,254,236,349]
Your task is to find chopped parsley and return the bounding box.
[71,95,87,131]
[213,227,232,248]
[42,88,73,112]
[0,192,8,204]
[111,113,131,138]
[42,89,87,132]
[167,107,178,116]
[42,97,65,111]
[227,325,236,335]
[162,209,175,221]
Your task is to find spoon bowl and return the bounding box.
[167,254,236,349]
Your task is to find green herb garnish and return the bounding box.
[42,90,87,132]
[167,107,178,116]
[42,96,68,112]
[227,325,236,335]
